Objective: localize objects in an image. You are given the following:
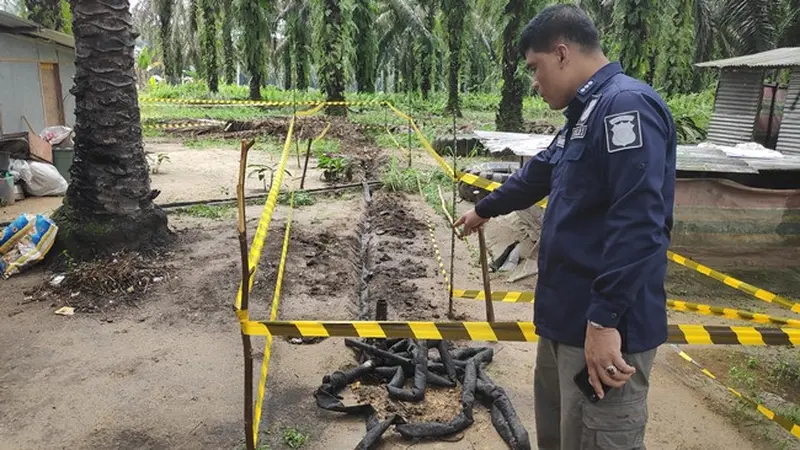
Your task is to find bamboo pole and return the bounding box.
[236,138,257,450]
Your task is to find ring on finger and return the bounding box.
[605,364,618,376]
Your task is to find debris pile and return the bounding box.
[30,251,172,313]
[314,338,530,450]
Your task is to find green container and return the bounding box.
[0,174,14,206]
[53,147,74,184]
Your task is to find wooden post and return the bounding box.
[407,119,412,168]
[477,228,495,323]
[237,139,256,450]
[448,111,457,319]
[300,139,312,189]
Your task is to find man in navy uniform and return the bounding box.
[455,5,676,449]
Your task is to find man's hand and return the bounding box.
[584,323,636,399]
[454,209,489,237]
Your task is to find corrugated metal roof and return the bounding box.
[0,10,38,31]
[696,47,800,68]
[776,70,800,156]
[0,10,74,48]
[707,68,762,146]
[470,131,800,174]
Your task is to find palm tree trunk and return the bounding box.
[294,5,311,91]
[419,0,437,99]
[283,45,292,90]
[222,0,236,84]
[319,0,346,116]
[444,1,467,117]
[157,0,174,84]
[239,0,268,100]
[54,0,171,259]
[353,0,377,93]
[201,0,219,92]
[496,0,525,132]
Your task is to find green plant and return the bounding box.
[283,428,308,449]
[317,153,352,182]
[145,151,171,174]
[248,164,293,192]
[728,365,757,392]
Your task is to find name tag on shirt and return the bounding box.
[556,134,566,148]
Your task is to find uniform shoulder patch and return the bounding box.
[604,110,643,153]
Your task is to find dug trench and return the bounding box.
[255,183,538,449]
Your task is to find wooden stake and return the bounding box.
[236,138,256,450]
[407,118,412,168]
[300,138,312,189]
[448,111,457,319]
[477,228,495,323]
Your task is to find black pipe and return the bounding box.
[0,181,384,229]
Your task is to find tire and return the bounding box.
[458,161,520,203]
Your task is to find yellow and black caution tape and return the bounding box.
[452,289,800,328]
[139,97,384,108]
[669,299,800,328]
[529,191,791,313]
[234,116,295,312]
[670,345,800,438]
[252,193,294,446]
[235,103,325,314]
[425,216,451,292]
[238,320,800,345]
[667,251,800,314]
[385,102,541,202]
[455,170,503,192]
[312,122,332,144]
[384,125,410,158]
[142,120,212,130]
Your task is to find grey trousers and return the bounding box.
[534,338,657,450]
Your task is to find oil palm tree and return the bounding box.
[55,0,171,258]
[317,0,347,115]
[239,0,271,99]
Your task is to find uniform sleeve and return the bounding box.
[474,143,556,219]
[586,92,671,328]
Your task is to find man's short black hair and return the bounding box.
[519,4,600,54]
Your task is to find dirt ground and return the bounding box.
[0,136,339,224]
[1,130,800,449]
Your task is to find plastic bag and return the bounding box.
[40,126,74,146]
[25,161,67,196]
[0,214,58,279]
[9,159,33,184]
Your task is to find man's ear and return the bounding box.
[555,43,569,67]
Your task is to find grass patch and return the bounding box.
[310,138,341,158]
[381,157,453,212]
[282,428,308,449]
[279,191,315,207]
[172,204,234,220]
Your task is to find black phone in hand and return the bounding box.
[574,365,612,403]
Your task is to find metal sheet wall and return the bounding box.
[776,70,800,156]
[707,68,764,146]
[0,34,75,134]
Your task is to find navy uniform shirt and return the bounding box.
[475,62,676,353]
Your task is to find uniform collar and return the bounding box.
[563,61,623,119]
